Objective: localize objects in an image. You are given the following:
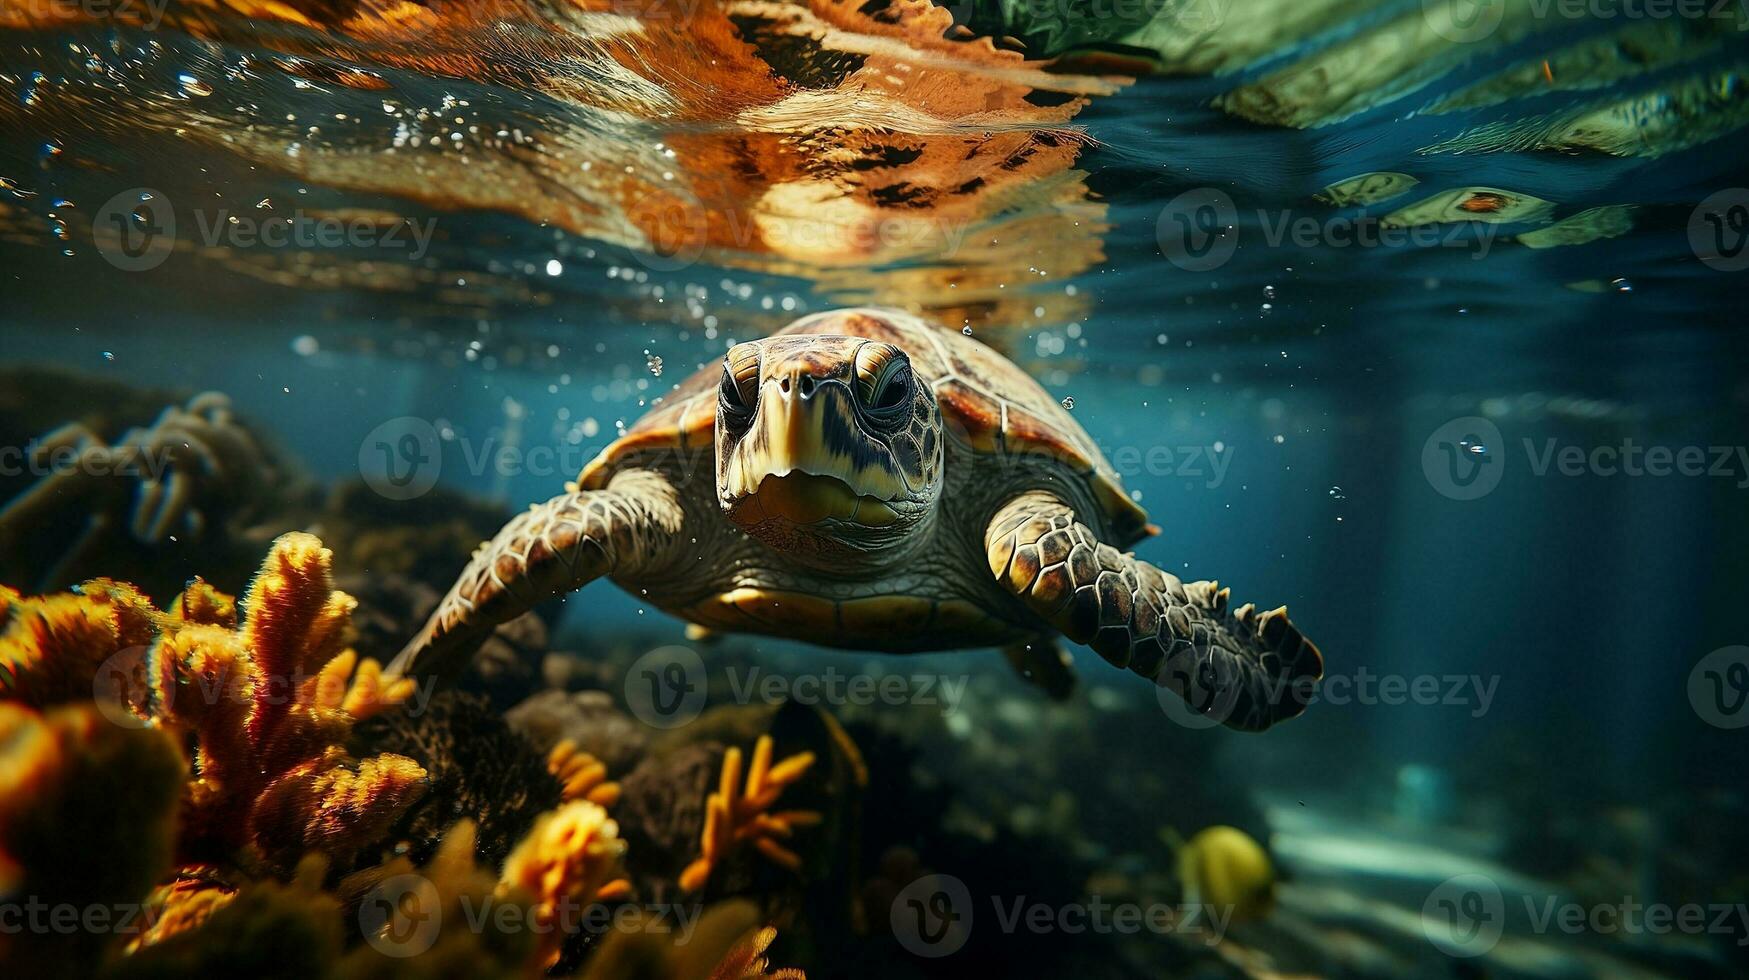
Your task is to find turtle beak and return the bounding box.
[720,370,907,528]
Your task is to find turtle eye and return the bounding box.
[869,365,913,415]
[854,343,910,418]
[719,357,756,426]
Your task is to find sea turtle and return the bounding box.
[388,308,1323,730]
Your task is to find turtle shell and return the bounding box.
[577,308,1152,547]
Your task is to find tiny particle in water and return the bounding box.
[962,326,973,336]
[1060,396,1074,410]
[177,73,213,97]
[545,259,563,276]
[1263,285,1276,299]
[645,350,663,377]
[101,351,114,361]
[1612,278,1632,293]
[1328,486,1346,500]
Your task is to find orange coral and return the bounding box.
[0,701,185,972]
[0,578,158,706]
[125,870,239,952]
[680,735,820,893]
[710,924,807,980]
[0,532,427,870]
[498,800,632,969]
[547,738,623,808]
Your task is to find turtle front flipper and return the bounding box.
[986,492,1323,731]
[387,469,684,682]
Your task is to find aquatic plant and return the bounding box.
[548,738,623,808]
[0,701,185,973]
[680,735,821,893]
[708,925,807,980]
[0,531,427,871]
[499,801,633,969]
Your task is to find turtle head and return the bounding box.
[715,334,943,560]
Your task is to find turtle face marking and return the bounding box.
[715,334,943,558]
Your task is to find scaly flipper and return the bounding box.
[986,492,1322,731]
[387,469,684,682]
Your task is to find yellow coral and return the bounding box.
[498,800,632,969]
[0,578,158,706]
[1,532,426,870]
[0,701,185,972]
[126,870,239,952]
[710,925,807,980]
[680,735,820,893]
[547,738,622,808]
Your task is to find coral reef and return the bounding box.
[0,376,308,597]
[499,802,632,969]
[352,689,561,869]
[548,740,623,809]
[680,735,821,893]
[1,531,427,872]
[507,687,649,773]
[0,701,185,974]
[709,925,806,980]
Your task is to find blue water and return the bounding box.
[3,3,1748,974]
